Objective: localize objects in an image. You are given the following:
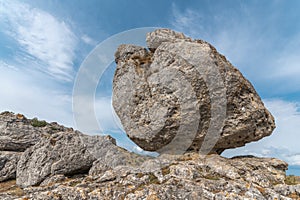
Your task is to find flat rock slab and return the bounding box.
[112,29,275,154]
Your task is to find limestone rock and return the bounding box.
[2,153,299,200]
[0,151,20,182]
[0,111,72,152]
[89,146,148,176]
[15,129,146,188]
[16,131,97,188]
[40,174,67,186]
[112,29,275,154]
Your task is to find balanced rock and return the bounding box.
[112,29,275,154]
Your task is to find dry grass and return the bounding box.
[0,180,24,197]
[285,175,300,185]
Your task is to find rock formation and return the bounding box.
[1,149,300,199]
[0,112,147,188]
[113,29,275,154]
[0,112,72,152]
[0,151,20,182]
[0,111,72,183]
[0,29,299,199]
[0,111,298,199]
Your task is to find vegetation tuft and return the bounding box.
[31,118,47,127]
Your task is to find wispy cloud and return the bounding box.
[170,4,205,38]
[81,35,97,46]
[263,99,300,151]
[0,0,78,81]
[0,62,73,126]
[0,60,18,71]
[94,96,123,133]
[287,154,300,166]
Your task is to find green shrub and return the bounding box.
[31,118,47,127]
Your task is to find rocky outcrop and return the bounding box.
[0,111,72,183]
[16,130,144,188]
[112,29,275,154]
[0,111,147,188]
[1,153,299,200]
[0,111,298,199]
[16,131,96,188]
[0,111,72,152]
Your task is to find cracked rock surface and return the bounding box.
[1,153,300,200]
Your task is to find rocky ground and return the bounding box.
[0,112,299,199]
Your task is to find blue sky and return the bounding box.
[0,0,300,170]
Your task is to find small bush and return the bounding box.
[31,118,47,127]
[285,175,300,185]
[0,111,12,115]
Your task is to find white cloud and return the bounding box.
[287,154,300,166]
[81,35,97,46]
[0,60,18,71]
[264,99,300,152]
[0,62,74,127]
[170,4,205,39]
[0,0,77,81]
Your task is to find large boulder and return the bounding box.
[112,29,275,154]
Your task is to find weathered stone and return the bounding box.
[15,129,147,188]
[0,111,72,152]
[89,145,148,176]
[40,174,66,186]
[112,29,275,154]
[16,131,97,187]
[3,153,298,200]
[0,151,20,182]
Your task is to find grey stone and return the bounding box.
[39,174,66,186]
[0,111,72,152]
[112,28,275,154]
[16,131,96,187]
[15,129,146,188]
[7,153,299,199]
[0,151,20,182]
[88,135,149,176]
